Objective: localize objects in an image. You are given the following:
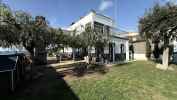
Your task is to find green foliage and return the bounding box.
[0,2,110,56]
[80,24,110,49]
[139,2,177,64]
[0,3,65,55]
[80,26,96,47]
[0,3,20,46]
[139,3,177,45]
[69,30,84,48]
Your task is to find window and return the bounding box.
[94,22,104,33]
[120,44,125,53]
[85,23,91,29]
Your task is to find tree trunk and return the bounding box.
[162,47,169,69]
[72,48,75,61]
[35,47,47,65]
[25,46,35,63]
[88,46,92,64]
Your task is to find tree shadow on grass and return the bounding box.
[58,62,109,77]
[113,62,133,67]
[0,65,80,100]
[0,72,12,95]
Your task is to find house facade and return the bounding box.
[66,10,129,63]
[172,40,177,63]
[119,32,147,60]
[128,32,147,60]
[119,31,177,62]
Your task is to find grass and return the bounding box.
[67,61,177,100]
[3,61,177,100]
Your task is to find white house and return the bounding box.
[65,10,129,63]
[119,32,148,60]
[172,40,177,63]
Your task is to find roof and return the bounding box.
[132,40,145,43]
[69,10,113,26]
[111,35,129,40]
[95,12,113,20]
[62,29,72,34]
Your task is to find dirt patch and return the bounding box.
[56,62,109,78]
[64,72,104,81]
[152,93,168,100]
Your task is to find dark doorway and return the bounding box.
[95,46,104,62]
[109,43,115,62]
[120,44,125,54]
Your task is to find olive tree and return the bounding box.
[139,2,177,69]
[0,3,60,64]
[80,23,110,63]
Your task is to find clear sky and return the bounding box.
[1,0,175,32]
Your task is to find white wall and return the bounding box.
[173,40,177,52]
[65,11,130,62]
[94,14,115,28]
[63,47,73,53]
[104,46,109,54]
[134,54,147,60]
[67,12,94,32]
[67,11,115,33]
[173,40,177,63]
[111,37,128,54]
[111,36,129,61]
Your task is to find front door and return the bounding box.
[109,43,114,62]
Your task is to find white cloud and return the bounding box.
[99,0,113,11]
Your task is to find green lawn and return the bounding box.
[67,61,177,100]
[4,61,177,100]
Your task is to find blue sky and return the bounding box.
[1,0,174,32]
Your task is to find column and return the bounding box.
[126,40,129,61]
[113,43,115,63]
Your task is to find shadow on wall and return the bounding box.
[0,65,80,100]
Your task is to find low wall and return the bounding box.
[115,53,126,61]
[134,53,147,60]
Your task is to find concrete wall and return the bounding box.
[111,36,129,61]
[67,12,94,32]
[133,41,147,60]
[113,39,127,54]
[134,54,147,60]
[67,11,115,33]
[94,14,115,28]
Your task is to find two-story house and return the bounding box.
[66,10,129,63]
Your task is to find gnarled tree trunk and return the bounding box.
[72,48,75,61]
[162,46,169,69]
